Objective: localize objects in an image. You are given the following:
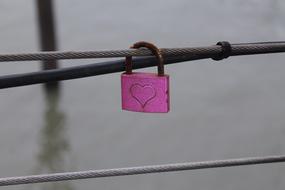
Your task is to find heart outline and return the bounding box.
[130,83,156,108]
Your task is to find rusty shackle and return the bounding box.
[125,41,164,76]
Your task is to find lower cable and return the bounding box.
[0,154,284,186]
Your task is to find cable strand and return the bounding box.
[0,42,284,62]
[0,155,284,186]
[1,41,285,89]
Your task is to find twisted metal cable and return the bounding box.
[0,42,284,62]
[0,47,218,62]
[0,155,284,186]
[1,41,285,89]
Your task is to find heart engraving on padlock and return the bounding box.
[130,84,156,108]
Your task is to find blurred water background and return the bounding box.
[1,0,285,190]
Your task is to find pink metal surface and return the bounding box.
[121,72,170,113]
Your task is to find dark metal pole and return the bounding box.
[0,55,206,89]
[35,0,59,89]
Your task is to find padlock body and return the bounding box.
[121,72,169,113]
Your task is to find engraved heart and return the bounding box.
[130,84,156,108]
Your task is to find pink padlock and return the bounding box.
[121,41,170,113]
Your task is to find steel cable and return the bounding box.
[0,42,284,62]
[0,47,218,62]
[0,155,284,186]
[1,41,285,89]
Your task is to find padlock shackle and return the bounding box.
[125,41,164,76]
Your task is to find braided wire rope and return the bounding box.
[0,42,284,62]
[1,41,285,89]
[0,47,218,62]
[0,155,284,186]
